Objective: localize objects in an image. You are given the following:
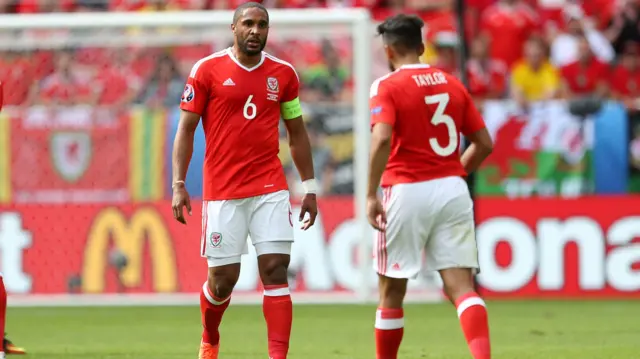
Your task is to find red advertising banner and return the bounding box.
[1,196,639,298]
[8,107,129,203]
[475,196,640,299]
[0,198,357,295]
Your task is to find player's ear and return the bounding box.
[384,44,394,61]
[417,43,426,58]
[230,23,236,33]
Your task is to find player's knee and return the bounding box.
[207,265,240,298]
[378,275,407,308]
[439,268,475,303]
[258,254,290,285]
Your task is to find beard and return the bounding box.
[239,35,267,56]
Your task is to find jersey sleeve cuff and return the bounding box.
[179,104,203,116]
[280,97,303,120]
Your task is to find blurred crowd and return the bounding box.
[1,0,640,195]
[1,0,639,107]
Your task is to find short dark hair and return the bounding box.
[233,2,269,24]
[376,14,424,54]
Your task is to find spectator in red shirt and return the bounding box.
[466,0,495,38]
[610,41,640,110]
[110,0,146,11]
[467,36,508,100]
[560,35,609,99]
[480,0,539,67]
[38,49,95,106]
[95,49,142,108]
[0,51,35,107]
[16,0,74,12]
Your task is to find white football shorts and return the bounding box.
[373,176,479,279]
[201,190,294,267]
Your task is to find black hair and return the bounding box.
[376,14,424,54]
[233,2,269,24]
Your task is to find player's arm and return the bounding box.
[282,114,314,182]
[171,68,208,224]
[171,109,199,224]
[460,91,493,174]
[172,109,200,188]
[367,82,396,199]
[368,123,393,198]
[281,69,318,229]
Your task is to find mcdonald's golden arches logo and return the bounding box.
[82,207,178,293]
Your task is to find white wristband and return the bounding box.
[301,179,318,194]
[172,180,185,188]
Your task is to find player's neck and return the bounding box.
[393,58,422,70]
[231,45,262,68]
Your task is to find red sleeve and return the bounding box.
[180,62,210,115]
[369,79,396,127]
[281,66,300,103]
[461,90,486,135]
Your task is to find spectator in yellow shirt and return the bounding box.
[510,36,560,105]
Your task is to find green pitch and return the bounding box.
[8,300,640,358]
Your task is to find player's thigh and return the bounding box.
[201,199,251,267]
[249,190,294,247]
[424,192,479,273]
[374,185,431,280]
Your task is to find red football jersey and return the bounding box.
[180,48,299,201]
[480,3,539,67]
[370,64,486,187]
[560,59,608,96]
[609,64,640,98]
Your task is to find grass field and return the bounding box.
[7,300,640,359]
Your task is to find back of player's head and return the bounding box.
[233,1,269,25]
[377,14,424,55]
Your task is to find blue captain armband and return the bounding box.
[281,97,303,120]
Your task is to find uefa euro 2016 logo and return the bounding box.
[182,84,195,103]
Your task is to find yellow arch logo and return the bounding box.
[82,207,178,293]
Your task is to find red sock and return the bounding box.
[200,282,230,346]
[262,284,292,359]
[375,308,404,359]
[0,276,6,349]
[455,292,491,359]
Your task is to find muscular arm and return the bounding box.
[367,123,392,198]
[172,109,201,186]
[461,127,493,174]
[283,117,315,182]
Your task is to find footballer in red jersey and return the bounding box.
[367,15,494,359]
[0,92,27,358]
[171,3,317,359]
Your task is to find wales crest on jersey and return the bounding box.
[267,77,279,93]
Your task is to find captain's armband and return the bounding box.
[280,97,303,120]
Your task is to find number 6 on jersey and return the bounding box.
[425,93,457,156]
[244,95,257,120]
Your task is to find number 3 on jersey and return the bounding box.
[425,93,458,156]
[244,95,257,120]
